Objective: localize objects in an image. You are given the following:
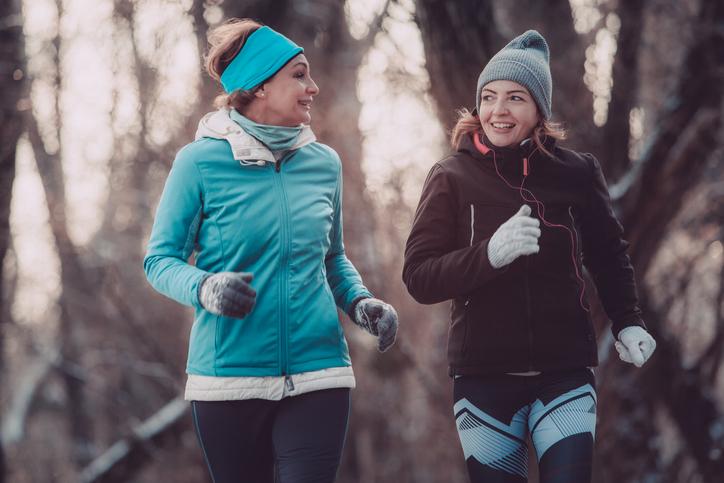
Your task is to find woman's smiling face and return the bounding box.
[255,54,319,126]
[479,80,540,147]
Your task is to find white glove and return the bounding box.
[615,326,656,367]
[487,205,541,269]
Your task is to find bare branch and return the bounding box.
[0,350,56,445]
[78,397,188,483]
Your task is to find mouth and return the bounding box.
[490,122,516,130]
[298,99,313,110]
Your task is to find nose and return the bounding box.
[307,76,319,96]
[492,98,508,115]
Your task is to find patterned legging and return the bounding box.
[453,368,596,483]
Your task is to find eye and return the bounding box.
[511,95,525,101]
[481,95,495,102]
[294,71,305,79]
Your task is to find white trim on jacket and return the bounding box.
[184,366,355,401]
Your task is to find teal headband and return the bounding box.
[220,26,303,93]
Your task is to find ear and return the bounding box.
[255,86,267,99]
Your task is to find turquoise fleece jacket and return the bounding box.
[144,109,372,376]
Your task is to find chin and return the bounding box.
[288,113,311,126]
[485,131,520,148]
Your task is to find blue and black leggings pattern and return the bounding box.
[453,368,596,483]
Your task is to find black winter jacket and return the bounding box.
[402,133,645,376]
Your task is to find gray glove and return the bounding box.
[487,204,541,269]
[198,272,256,319]
[353,298,398,352]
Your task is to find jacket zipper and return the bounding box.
[285,374,295,392]
[274,158,291,376]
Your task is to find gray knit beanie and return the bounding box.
[476,30,552,119]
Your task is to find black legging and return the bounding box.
[453,368,596,483]
[191,388,350,483]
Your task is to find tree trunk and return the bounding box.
[620,0,724,277]
[603,0,644,180]
[0,0,26,479]
[414,0,503,132]
[596,1,724,478]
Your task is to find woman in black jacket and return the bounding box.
[402,30,656,483]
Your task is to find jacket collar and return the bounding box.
[194,108,317,166]
[458,131,556,174]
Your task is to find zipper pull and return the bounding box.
[523,157,529,176]
[285,375,295,392]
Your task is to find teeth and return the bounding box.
[492,122,514,129]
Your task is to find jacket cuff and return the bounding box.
[194,272,212,310]
[611,316,647,340]
[346,295,370,320]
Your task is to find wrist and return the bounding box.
[617,325,646,341]
[486,240,504,269]
[348,296,369,320]
[196,273,212,306]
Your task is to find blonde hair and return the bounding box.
[450,108,567,157]
[204,18,263,111]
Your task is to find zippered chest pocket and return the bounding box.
[462,202,519,246]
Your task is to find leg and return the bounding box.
[272,388,351,483]
[529,368,597,483]
[453,374,532,483]
[191,399,276,483]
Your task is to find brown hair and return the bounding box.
[450,108,567,157]
[204,18,263,111]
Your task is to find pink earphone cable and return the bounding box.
[474,134,589,312]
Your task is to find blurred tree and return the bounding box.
[414,0,502,132]
[601,0,644,180]
[0,0,26,480]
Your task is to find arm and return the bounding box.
[143,148,208,309]
[402,163,505,304]
[325,166,373,316]
[579,154,646,337]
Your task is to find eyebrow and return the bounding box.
[292,61,308,69]
[482,89,528,95]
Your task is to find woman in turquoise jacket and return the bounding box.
[143,18,398,483]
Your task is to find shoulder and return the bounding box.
[437,153,460,170]
[419,156,463,195]
[554,146,594,165]
[175,137,232,168]
[553,146,598,176]
[302,141,342,172]
[307,142,341,162]
[433,152,470,181]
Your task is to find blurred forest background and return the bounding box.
[1,0,723,482]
